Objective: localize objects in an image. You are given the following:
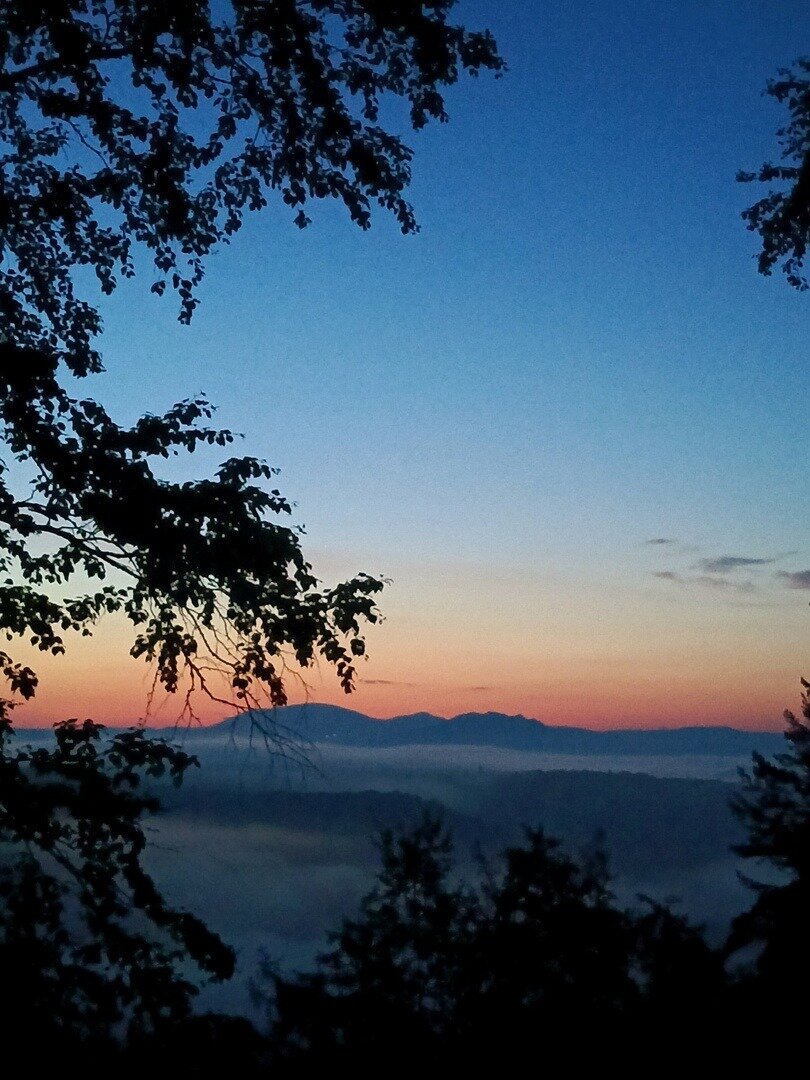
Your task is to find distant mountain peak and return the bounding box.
[195,702,783,757]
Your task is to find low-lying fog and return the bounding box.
[139,739,760,1019]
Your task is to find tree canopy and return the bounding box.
[739,57,810,290]
[726,677,810,998]
[265,817,728,1070]
[0,1,503,723]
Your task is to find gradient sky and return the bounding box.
[17,0,810,730]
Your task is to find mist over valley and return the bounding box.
[95,705,779,1018]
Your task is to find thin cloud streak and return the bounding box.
[362,678,417,687]
[776,569,810,590]
[653,570,756,594]
[697,555,776,573]
[694,575,756,594]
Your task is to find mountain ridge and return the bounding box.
[11,702,784,757]
[201,702,784,757]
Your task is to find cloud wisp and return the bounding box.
[362,678,417,687]
[697,555,777,573]
[649,542,808,602]
[653,570,756,594]
[694,574,756,593]
[776,569,810,590]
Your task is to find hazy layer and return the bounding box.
[136,739,760,1019]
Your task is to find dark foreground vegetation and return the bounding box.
[0,680,808,1074]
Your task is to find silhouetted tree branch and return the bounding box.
[0,1,503,720]
[739,58,810,289]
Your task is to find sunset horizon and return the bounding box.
[1,2,807,1062]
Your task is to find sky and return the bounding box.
[17,0,810,730]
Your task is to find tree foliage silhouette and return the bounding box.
[0,714,234,1062]
[0,1,503,720]
[727,677,810,994]
[266,817,727,1069]
[268,817,480,1067]
[739,57,810,289]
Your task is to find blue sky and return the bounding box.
[33,0,809,728]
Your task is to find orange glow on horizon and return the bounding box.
[11,648,800,733]
[7,566,806,733]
